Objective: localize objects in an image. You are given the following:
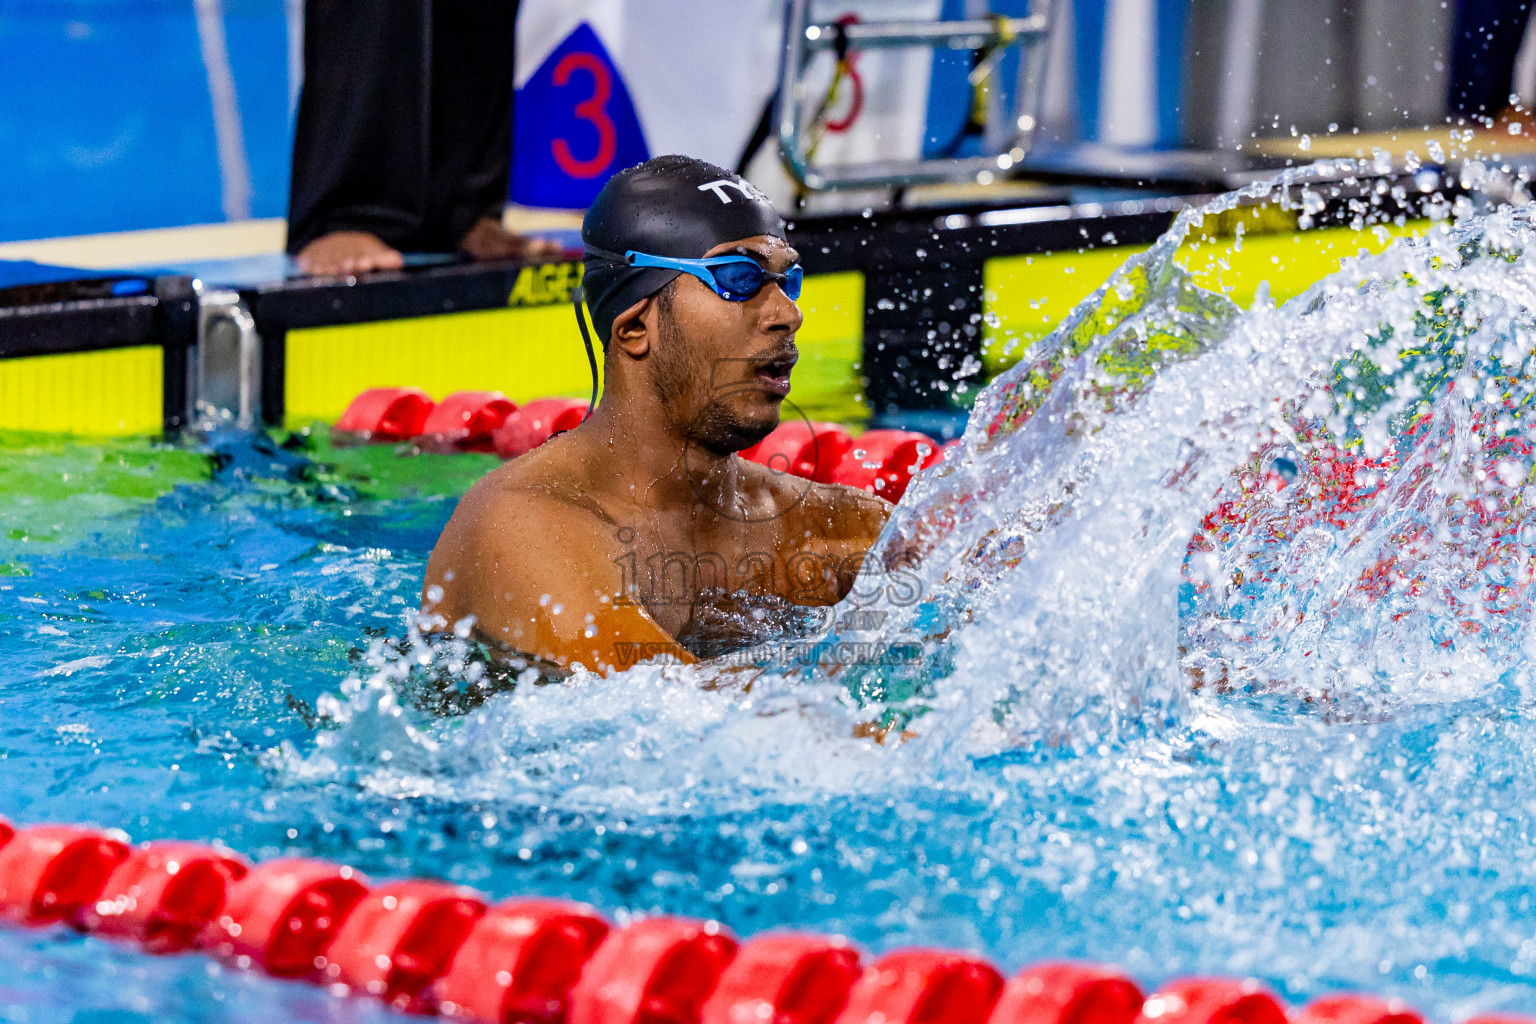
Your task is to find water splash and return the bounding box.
[272,610,900,816]
[260,163,1536,1015]
[293,162,1536,785]
[845,164,1536,749]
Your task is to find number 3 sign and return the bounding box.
[513,23,649,209]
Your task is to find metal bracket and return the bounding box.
[192,287,262,431]
[775,0,1053,191]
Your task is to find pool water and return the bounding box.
[5,164,1536,1022]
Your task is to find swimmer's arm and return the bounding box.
[811,480,892,541]
[828,482,947,581]
[427,494,694,674]
[809,483,904,587]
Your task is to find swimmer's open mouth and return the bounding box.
[753,351,798,396]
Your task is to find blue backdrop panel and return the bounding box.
[0,0,292,243]
[512,23,649,210]
[924,0,982,158]
[222,2,295,220]
[924,0,1188,150]
[924,0,1038,158]
[1154,0,1185,147]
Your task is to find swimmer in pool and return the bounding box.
[422,156,892,673]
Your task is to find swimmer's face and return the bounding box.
[649,235,802,454]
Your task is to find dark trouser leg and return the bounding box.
[286,0,432,254]
[285,0,518,256]
[426,0,518,253]
[1448,0,1534,117]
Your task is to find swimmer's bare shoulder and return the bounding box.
[448,438,612,536]
[423,442,689,670]
[424,447,602,613]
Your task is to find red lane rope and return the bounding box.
[335,389,957,503]
[0,817,1514,1024]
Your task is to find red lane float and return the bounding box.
[569,917,740,1024]
[203,857,369,977]
[700,933,863,1024]
[742,422,855,482]
[0,817,1506,1024]
[827,430,942,502]
[325,880,487,1011]
[1135,979,1288,1024]
[989,963,1145,1024]
[493,398,590,459]
[330,386,958,502]
[82,841,248,951]
[836,949,1004,1024]
[0,825,129,924]
[421,391,518,450]
[337,387,436,440]
[1297,997,1424,1024]
[438,898,611,1024]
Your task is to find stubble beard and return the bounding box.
[651,298,779,456]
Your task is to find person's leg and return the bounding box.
[1448,0,1534,118]
[285,0,431,272]
[427,0,559,260]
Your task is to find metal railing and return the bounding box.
[776,0,1053,191]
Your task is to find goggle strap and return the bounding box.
[582,244,632,265]
[573,284,599,421]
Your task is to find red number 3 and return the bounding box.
[551,52,618,179]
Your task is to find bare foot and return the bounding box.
[460,216,564,262]
[295,231,405,276]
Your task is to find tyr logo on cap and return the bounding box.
[697,179,760,204]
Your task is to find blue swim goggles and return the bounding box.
[571,246,804,422]
[595,247,803,302]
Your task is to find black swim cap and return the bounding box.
[580,154,785,346]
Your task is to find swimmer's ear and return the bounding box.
[611,296,653,358]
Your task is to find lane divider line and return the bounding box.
[334,388,956,502]
[0,818,1508,1024]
